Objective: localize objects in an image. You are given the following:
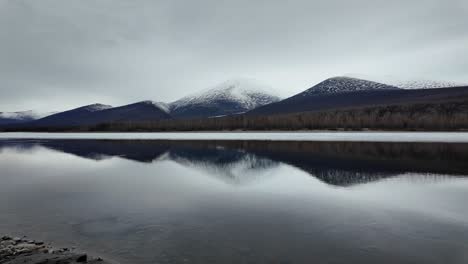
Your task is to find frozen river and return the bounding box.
[2,131,468,142]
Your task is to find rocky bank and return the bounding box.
[0,235,114,264]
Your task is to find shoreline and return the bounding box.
[1,131,468,143]
[0,235,116,264]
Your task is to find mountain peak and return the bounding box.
[171,78,280,110]
[304,76,400,96]
[169,78,281,119]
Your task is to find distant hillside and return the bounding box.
[28,101,170,127]
[248,77,468,116]
[28,103,113,127]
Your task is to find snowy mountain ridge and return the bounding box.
[168,78,281,119]
[170,79,280,111]
[392,80,467,89]
[346,74,468,89]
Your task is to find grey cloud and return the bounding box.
[0,0,467,111]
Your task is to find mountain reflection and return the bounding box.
[167,145,279,184]
[1,139,468,186]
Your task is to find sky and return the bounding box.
[1,0,468,112]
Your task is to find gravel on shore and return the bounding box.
[0,235,114,264]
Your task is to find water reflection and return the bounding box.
[1,139,468,186]
[1,139,468,264]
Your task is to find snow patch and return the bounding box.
[140,101,171,113]
[82,104,113,112]
[346,74,468,89]
[393,80,467,89]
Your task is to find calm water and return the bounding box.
[1,139,468,264]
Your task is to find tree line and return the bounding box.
[3,100,468,132]
[89,100,468,131]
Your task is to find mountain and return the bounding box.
[248,76,400,115]
[0,110,56,125]
[169,79,281,119]
[30,101,170,127]
[3,76,467,130]
[248,76,468,116]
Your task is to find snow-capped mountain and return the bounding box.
[169,78,281,119]
[248,76,468,116]
[249,76,401,115]
[0,110,56,125]
[302,76,400,96]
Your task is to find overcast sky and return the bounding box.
[1,0,468,111]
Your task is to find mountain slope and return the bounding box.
[28,103,113,127]
[86,101,171,124]
[169,79,281,119]
[248,77,468,116]
[30,101,171,127]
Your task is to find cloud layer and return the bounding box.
[1,0,467,111]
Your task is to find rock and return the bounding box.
[0,235,114,263]
[76,253,88,262]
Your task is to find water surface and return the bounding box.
[0,139,468,264]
